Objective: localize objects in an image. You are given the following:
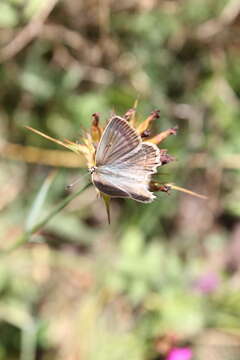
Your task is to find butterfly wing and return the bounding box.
[95,116,141,166]
[92,171,155,202]
[111,142,161,178]
[93,142,161,203]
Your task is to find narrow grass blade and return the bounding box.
[25,170,57,232]
[0,182,91,255]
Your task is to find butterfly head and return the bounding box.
[89,166,97,175]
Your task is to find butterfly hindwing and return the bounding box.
[92,171,156,203]
[110,142,161,178]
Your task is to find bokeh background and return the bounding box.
[1,0,240,359]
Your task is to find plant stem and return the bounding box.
[1,182,91,255]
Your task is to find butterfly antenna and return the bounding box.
[66,172,89,190]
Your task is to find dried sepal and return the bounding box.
[82,133,96,168]
[91,113,102,143]
[141,129,151,139]
[25,126,74,151]
[168,184,207,199]
[150,180,207,200]
[137,110,160,135]
[122,99,139,126]
[148,126,178,145]
[160,149,175,165]
[150,181,171,193]
[25,126,93,167]
[124,108,137,123]
[129,98,139,127]
[63,138,89,155]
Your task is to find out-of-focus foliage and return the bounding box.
[0,0,240,359]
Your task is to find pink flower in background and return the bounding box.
[194,272,219,294]
[166,347,192,360]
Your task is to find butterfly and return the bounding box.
[90,116,162,203]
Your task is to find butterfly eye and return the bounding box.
[89,166,97,174]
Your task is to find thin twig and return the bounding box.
[0,182,91,255]
[1,143,85,167]
[0,0,59,63]
[1,143,240,170]
[196,0,240,40]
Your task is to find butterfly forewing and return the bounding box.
[95,116,141,166]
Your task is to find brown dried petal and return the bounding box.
[137,109,160,135]
[160,149,175,165]
[141,129,151,138]
[91,113,102,143]
[150,181,172,193]
[124,108,136,122]
[148,126,178,145]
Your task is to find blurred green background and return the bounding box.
[1,0,240,359]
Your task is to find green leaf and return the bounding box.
[25,171,57,232]
[0,3,18,27]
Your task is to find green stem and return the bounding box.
[20,319,37,360]
[1,182,91,255]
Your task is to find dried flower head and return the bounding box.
[26,106,206,223]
